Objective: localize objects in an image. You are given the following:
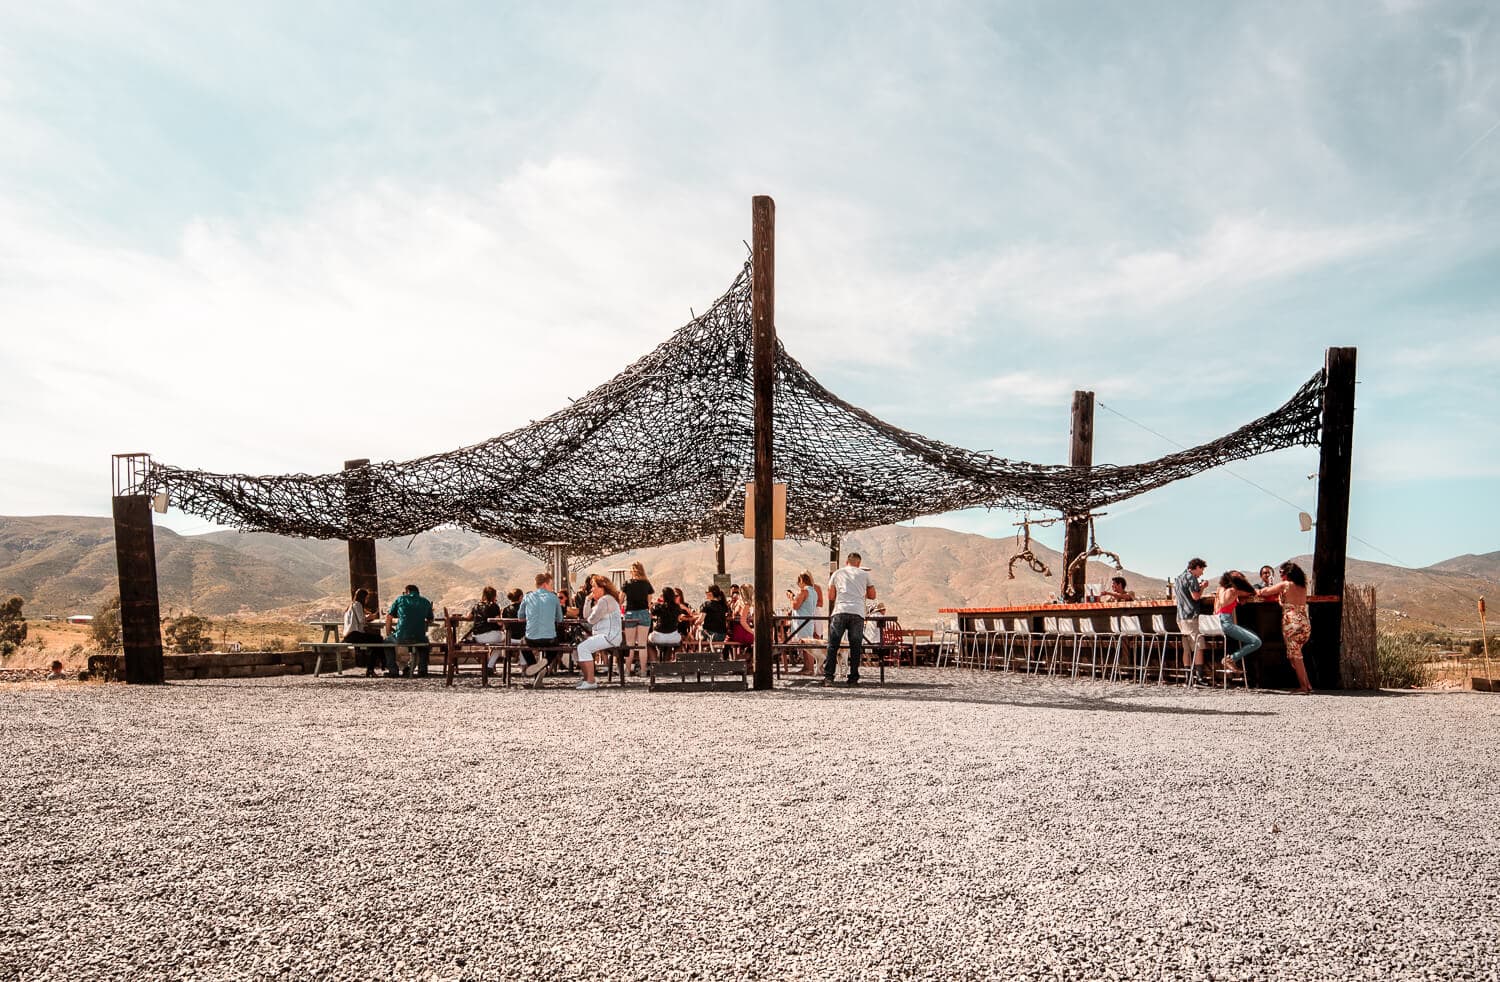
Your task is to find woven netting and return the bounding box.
[139,261,1326,562]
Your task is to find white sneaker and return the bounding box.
[575,681,599,691]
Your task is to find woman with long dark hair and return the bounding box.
[648,586,685,660]
[1258,560,1314,693]
[1215,571,1262,674]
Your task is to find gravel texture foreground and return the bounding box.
[3,671,1498,981]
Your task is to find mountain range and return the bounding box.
[0,515,1494,632]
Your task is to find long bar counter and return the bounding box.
[938,597,1343,689]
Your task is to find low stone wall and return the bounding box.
[164,650,324,680]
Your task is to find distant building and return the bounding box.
[67,614,94,624]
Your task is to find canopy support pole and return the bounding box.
[715,533,726,576]
[110,453,164,684]
[1312,346,1357,686]
[751,195,776,691]
[1062,390,1095,602]
[344,459,380,617]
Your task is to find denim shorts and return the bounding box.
[623,609,651,628]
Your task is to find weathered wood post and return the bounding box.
[1312,346,1357,688]
[343,460,380,617]
[715,533,726,577]
[1061,390,1095,602]
[751,194,776,690]
[111,454,164,684]
[828,533,841,606]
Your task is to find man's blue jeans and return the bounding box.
[1218,614,1262,664]
[824,613,865,681]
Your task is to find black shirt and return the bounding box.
[699,598,729,634]
[501,601,522,640]
[651,600,682,634]
[622,579,654,612]
[468,601,501,640]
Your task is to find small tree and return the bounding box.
[165,614,214,654]
[0,596,27,647]
[91,597,122,652]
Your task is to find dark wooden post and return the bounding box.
[1061,390,1095,602]
[828,533,841,602]
[715,533,726,576]
[344,460,380,617]
[112,493,164,684]
[1314,350,1362,692]
[1312,348,1356,596]
[751,194,776,690]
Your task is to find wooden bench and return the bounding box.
[298,642,430,677]
[648,657,747,692]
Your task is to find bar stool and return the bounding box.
[934,618,960,668]
[1076,616,1115,679]
[1147,613,1187,685]
[1108,615,1144,683]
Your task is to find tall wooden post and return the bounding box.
[111,454,164,684]
[715,533,726,576]
[1312,348,1356,599]
[751,194,776,690]
[1061,390,1095,602]
[344,459,380,616]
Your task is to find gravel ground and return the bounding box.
[3,670,1499,981]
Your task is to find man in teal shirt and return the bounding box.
[384,583,435,677]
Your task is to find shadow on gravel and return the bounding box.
[769,686,1276,717]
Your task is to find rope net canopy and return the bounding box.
[138,261,1326,562]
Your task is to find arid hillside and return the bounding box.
[2,516,1494,631]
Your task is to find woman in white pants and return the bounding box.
[574,577,622,690]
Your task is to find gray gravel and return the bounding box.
[3,670,1498,981]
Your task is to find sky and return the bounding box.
[1,0,1497,580]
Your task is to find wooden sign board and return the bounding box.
[743,482,786,539]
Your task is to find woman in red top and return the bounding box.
[1215,571,1262,674]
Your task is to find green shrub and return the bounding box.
[165,615,214,654]
[91,598,122,652]
[1377,632,1433,689]
[0,596,27,647]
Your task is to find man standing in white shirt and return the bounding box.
[825,552,876,686]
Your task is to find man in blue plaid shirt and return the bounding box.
[1173,558,1209,685]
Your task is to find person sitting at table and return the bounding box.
[698,585,730,646]
[727,591,755,653]
[1215,571,1262,675]
[517,571,565,677]
[621,562,654,673]
[787,571,821,675]
[574,578,622,691]
[501,588,525,643]
[384,583,435,678]
[1257,565,1277,590]
[1099,576,1135,603]
[463,585,506,671]
[1257,560,1314,694]
[341,588,384,677]
[670,587,699,644]
[648,587,685,658]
